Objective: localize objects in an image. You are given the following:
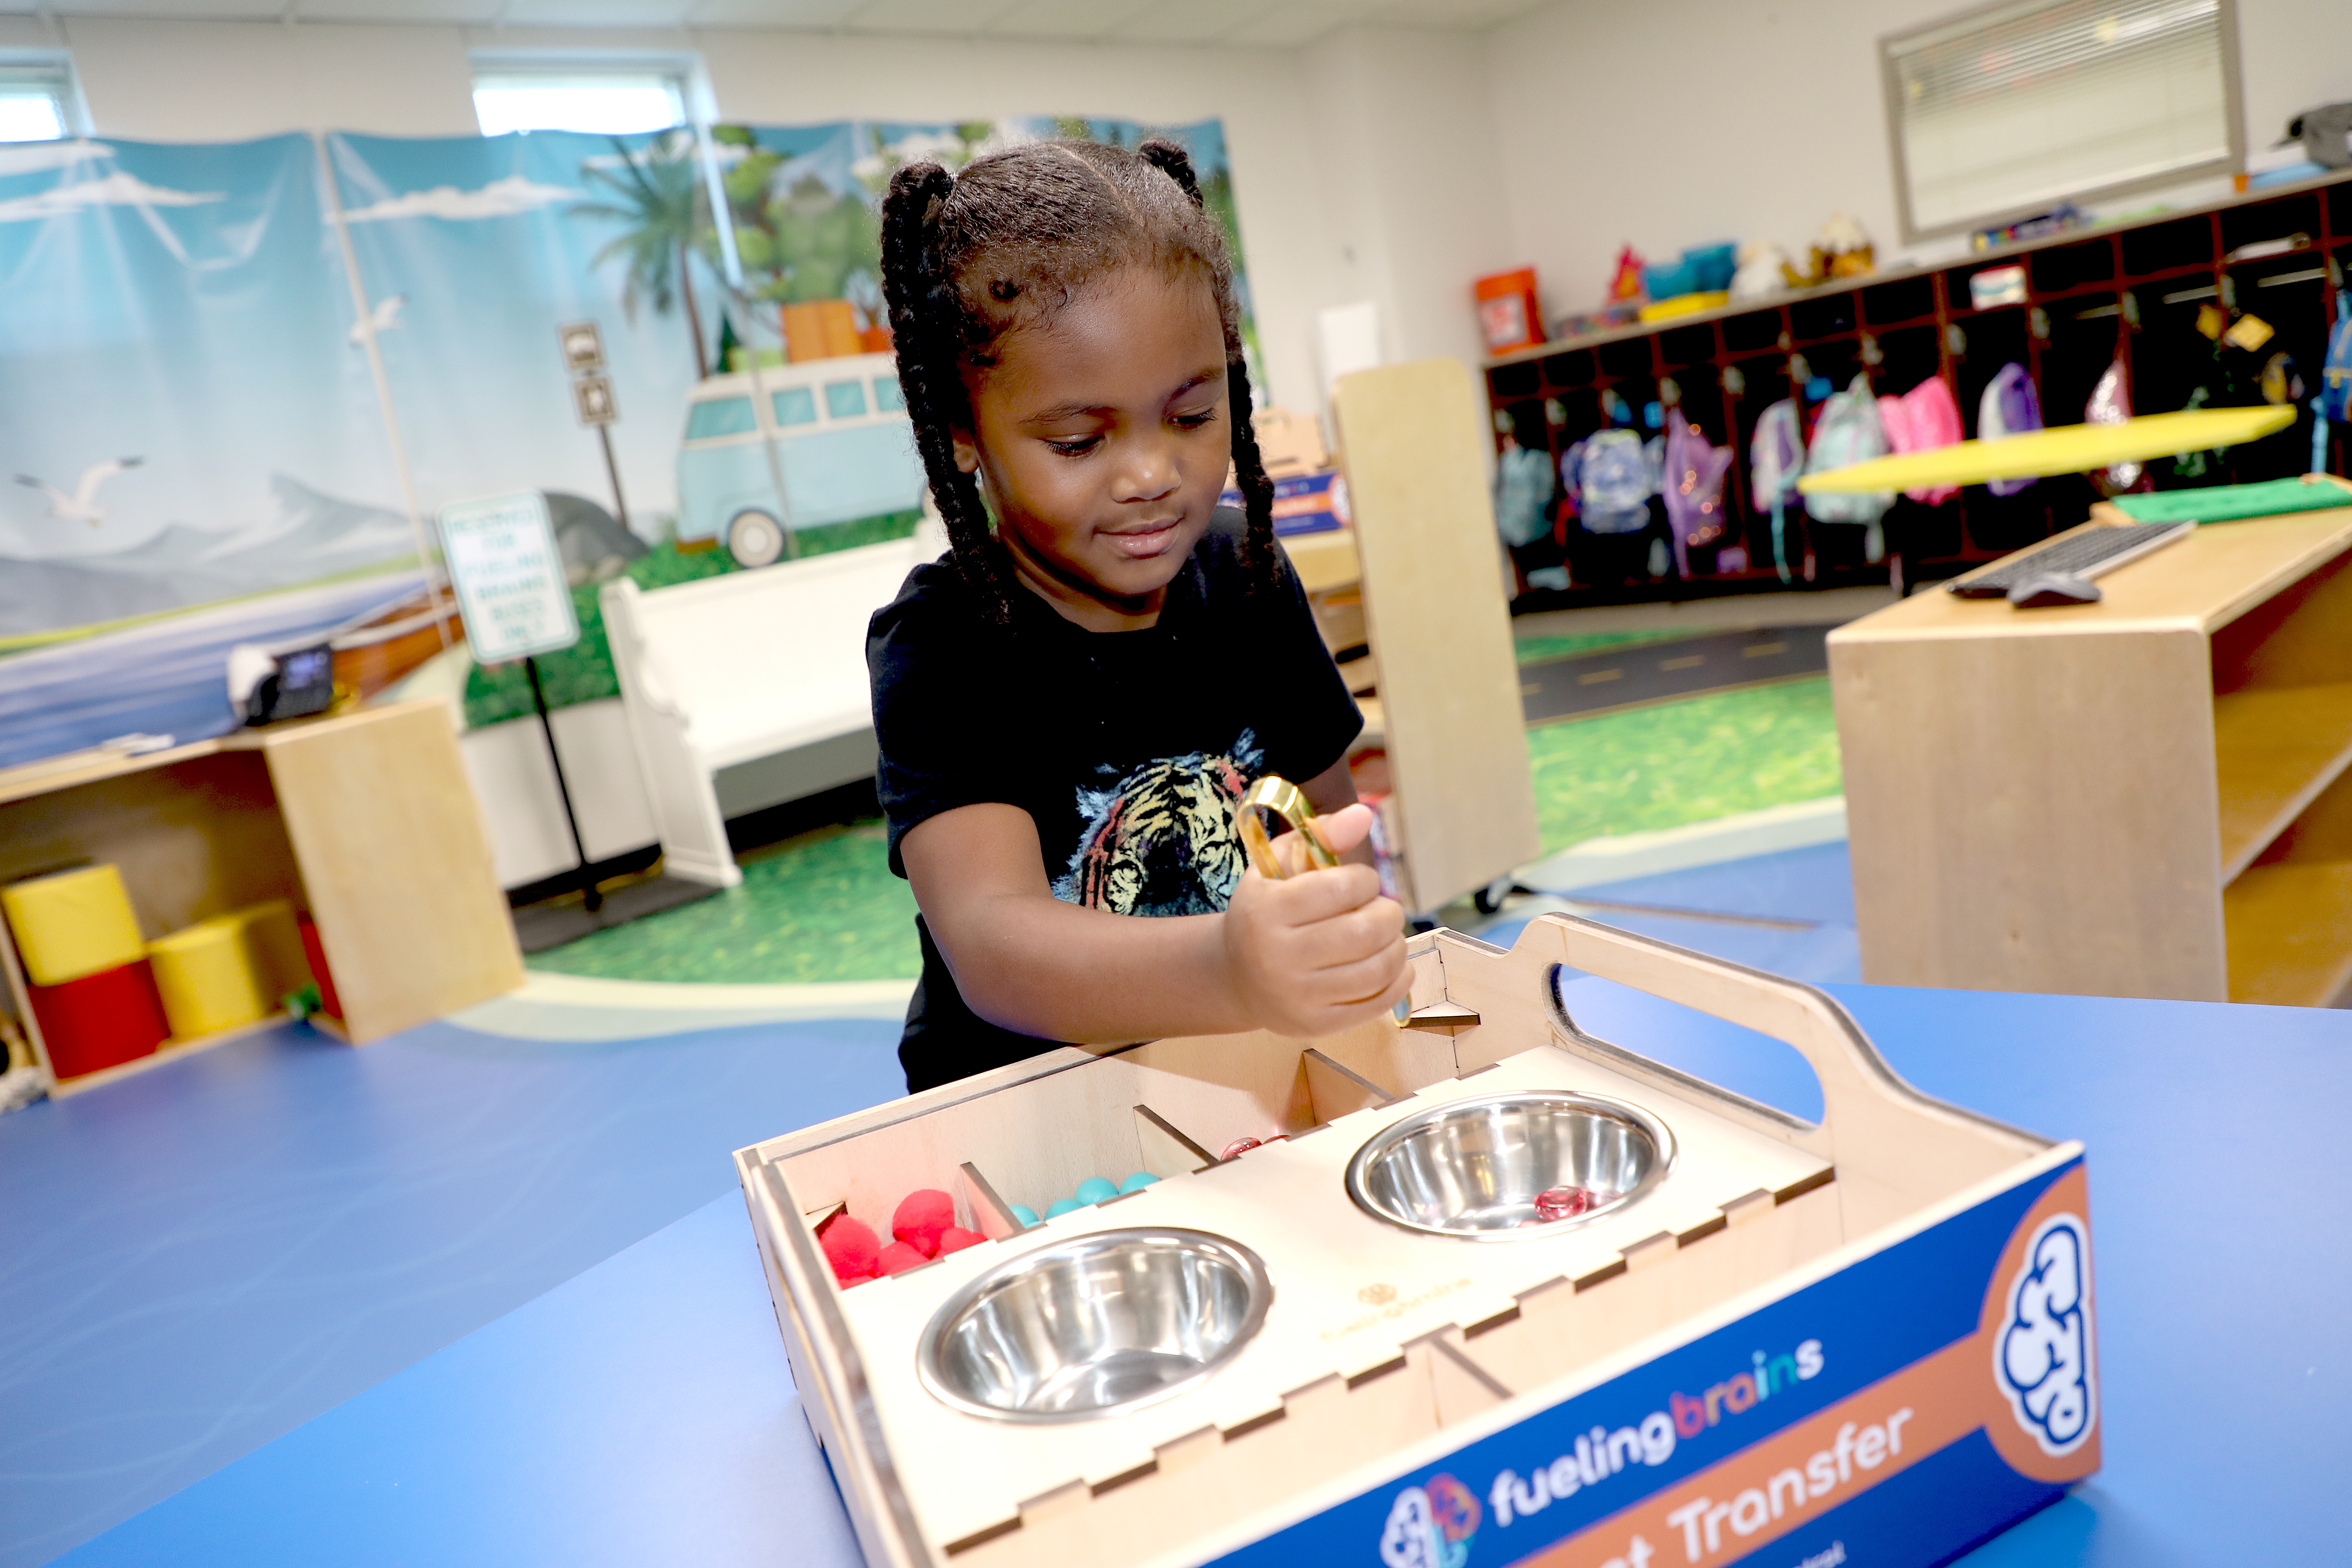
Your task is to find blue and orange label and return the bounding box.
[1216,1158,2096,1568]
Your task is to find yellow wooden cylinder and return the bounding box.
[148,916,270,1039]
[2,864,146,987]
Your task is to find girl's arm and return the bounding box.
[902,760,1407,1044]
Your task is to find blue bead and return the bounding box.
[1073,1177,1119,1205]
[1009,1204,1039,1228]
[1119,1172,1160,1192]
[1044,1198,1081,1218]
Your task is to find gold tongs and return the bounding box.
[1235,775,1339,880]
[1236,775,1408,1021]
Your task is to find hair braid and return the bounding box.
[1137,138,1279,596]
[880,161,1014,624]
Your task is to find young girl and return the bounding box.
[868,137,1408,1092]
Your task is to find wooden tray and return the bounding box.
[736,913,2090,1568]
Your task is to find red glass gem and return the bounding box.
[1221,1137,1262,1159]
[1534,1186,1596,1222]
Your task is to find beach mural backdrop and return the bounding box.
[0,117,1246,766]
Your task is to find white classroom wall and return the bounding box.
[1483,0,2352,328]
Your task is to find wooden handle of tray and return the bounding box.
[1521,913,2036,1175]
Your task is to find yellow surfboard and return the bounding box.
[1796,406,2296,494]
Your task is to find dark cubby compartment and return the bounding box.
[2039,294,2122,427]
[2221,192,2319,258]
[1540,349,1596,389]
[1860,275,1933,327]
[2120,215,2213,276]
[1875,324,1941,392]
[1491,361,1541,399]
[1789,292,1856,342]
[1596,335,1653,379]
[1658,322,1715,367]
[1722,309,1783,354]
[2029,239,2114,295]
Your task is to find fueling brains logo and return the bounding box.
[1380,1473,1480,1568]
[1995,1213,2094,1455]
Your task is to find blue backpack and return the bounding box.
[1572,428,1653,534]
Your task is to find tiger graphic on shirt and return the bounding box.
[1054,730,1264,916]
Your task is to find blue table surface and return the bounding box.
[52,981,2352,1567]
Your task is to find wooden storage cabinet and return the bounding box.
[1830,505,2352,1006]
[0,702,524,1094]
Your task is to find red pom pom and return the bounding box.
[840,1272,878,1289]
[818,1214,880,1282]
[892,1188,955,1257]
[936,1226,986,1255]
[877,1240,929,1275]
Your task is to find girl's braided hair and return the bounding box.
[878,137,1279,625]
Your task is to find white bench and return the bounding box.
[601,535,925,888]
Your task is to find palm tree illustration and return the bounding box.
[574,133,710,380]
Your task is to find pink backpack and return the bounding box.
[1874,377,1964,505]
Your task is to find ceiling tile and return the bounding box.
[51,0,280,18]
[682,0,864,24]
[1106,0,1261,44]
[491,0,696,23]
[830,0,1026,34]
[982,0,1152,40]
[1223,2,1359,47]
[294,0,504,21]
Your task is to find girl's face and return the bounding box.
[953,266,1230,630]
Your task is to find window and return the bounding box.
[873,377,905,414]
[772,387,818,427]
[824,380,869,420]
[0,58,79,143]
[1880,0,2242,242]
[472,63,688,137]
[685,397,756,440]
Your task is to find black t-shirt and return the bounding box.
[867,509,1363,1092]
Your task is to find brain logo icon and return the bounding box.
[1995,1213,2095,1455]
[1425,1474,1480,1542]
[1377,1474,1478,1568]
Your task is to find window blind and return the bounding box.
[1883,0,2240,240]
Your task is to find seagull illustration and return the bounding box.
[348,294,406,347]
[15,458,142,527]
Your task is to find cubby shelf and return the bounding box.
[2225,862,2352,1007]
[1487,167,2352,604]
[2213,682,2352,881]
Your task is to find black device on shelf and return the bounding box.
[1945,520,2196,601]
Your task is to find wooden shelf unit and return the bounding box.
[1829,504,2352,1008]
[0,702,524,1096]
[1483,168,2352,604]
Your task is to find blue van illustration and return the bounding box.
[675,351,926,566]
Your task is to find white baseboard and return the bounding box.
[1516,796,1847,893]
[453,971,917,1041]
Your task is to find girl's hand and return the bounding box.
[1222,803,1409,1037]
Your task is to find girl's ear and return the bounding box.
[951,424,982,475]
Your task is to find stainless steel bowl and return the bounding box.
[917,1228,1273,1422]
[1345,1090,1674,1239]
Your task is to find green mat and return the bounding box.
[2108,477,2352,525]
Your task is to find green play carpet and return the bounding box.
[525,659,1845,987]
